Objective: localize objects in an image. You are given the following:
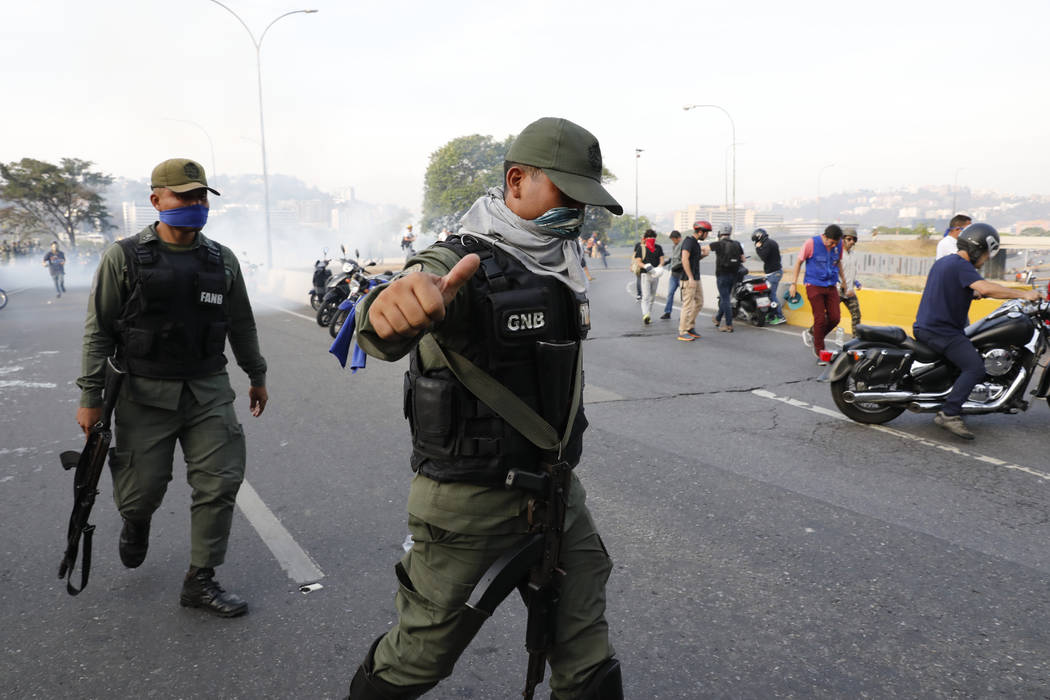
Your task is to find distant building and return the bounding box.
[121,202,157,238]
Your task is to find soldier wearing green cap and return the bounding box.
[75,158,267,617]
[346,118,623,699]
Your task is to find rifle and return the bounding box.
[430,336,581,700]
[58,356,125,596]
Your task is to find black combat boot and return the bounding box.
[118,516,151,568]
[573,659,623,700]
[346,635,437,699]
[180,567,248,618]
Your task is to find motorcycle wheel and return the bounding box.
[0,288,7,310]
[753,311,766,327]
[830,375,905,424]
[317,300,337,327]
[310,294,322,311]
[330,308,350,338]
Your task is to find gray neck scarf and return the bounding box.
[457,187,588,294]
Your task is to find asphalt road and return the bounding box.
[1,264,1049,699]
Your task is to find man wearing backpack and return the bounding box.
[660,230,682,320]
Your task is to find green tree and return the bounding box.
[0,158,115,247]
[421,134,514,232]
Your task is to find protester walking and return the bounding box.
[789,224,846,364]
[43,241,66,297]
[633,229,664,324]
[751,228,786,323]
[660,230,682,320]
[710,224,745,332]
[839,228,862,335]
[676,221,711,341]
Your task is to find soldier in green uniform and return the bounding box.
[75,158,268,617]
[347,118,623,699]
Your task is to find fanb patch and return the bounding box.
[183,162,201,180]
[587,143,602,172]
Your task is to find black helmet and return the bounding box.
[956,222,1000,263]
[751,228,768,244]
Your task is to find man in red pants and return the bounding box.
[788,224,846,365]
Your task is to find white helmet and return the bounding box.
[716,223,733,238]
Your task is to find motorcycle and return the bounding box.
[729,270,777,327]
[329,271,390,339]
[316,247,387,329]
[309,250,332,311]
[827,299,1050,425]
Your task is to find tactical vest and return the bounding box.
[114,236,229,379]
[404,234,590,485]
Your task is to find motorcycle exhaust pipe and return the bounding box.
[841,389,950,404]
[906,368,1028,414]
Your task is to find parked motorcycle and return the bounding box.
[828,299,1050,424]
[309,250,332,311]
[329,271,390,339]
[729,271,777,327]
[317,247,386,329]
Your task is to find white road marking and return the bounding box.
[236,479,325,585]
[264,303,317,322]
[585,385,624,403]
[751,389,1050,483]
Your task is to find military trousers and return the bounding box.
[372,500,615,698]
[109,385,246,568]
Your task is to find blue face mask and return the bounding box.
[158,204,209,229]
[531,206,585,239]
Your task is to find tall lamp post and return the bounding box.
[816,163,836,230]
[209,1,318,268]
[162,118,217,179]
[684,104,735,230]
[952,167,966,214]
[635,148,644,237]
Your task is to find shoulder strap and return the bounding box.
[418,334,581,455]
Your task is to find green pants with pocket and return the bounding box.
[109,385,246,568]
[372,498,615,699]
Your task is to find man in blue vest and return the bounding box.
[788,224,845,365]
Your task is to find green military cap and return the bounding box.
[506,117,623,215]
[151,158,220,196]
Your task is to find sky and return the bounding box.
[3,0,1049,221]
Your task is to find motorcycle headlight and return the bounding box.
[348,280,361,295]
[342,262,353,273]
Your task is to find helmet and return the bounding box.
[717,223,732,238]
[956,222,1000,263]
[751,228,768,244]
[692,220,712,233]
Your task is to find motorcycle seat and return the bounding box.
[854,325,907,344]
[900,338,940,363]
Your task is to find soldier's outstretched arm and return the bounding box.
[368,253,480,340]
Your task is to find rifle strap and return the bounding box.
[65,524,94,596]
[418,334,581,455]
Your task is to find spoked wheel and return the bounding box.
[330,308,350,338]
[310,294,322,311]
[830,375,906,424]
[317,301,337,327]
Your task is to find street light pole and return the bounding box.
[952,167,966,214]
[684,104,735,230]
[209,1,318,268]
[635,148,644,237]
[162,118,217,178]
[816,163,836,230]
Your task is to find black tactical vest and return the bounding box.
[405,234,590,485]
[114,236,229,379]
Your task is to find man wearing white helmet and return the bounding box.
[709,224,745,332]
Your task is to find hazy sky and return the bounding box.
[3,0,1049,219]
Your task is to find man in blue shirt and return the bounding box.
[914,223,1041,439]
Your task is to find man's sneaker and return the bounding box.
[685,328,701,338]
[643,314,651,325]
[180,567,248,617]
[660,312,671,320]
[770,317,787,325]
[934,411,975,440]
[802,327,813,347]
[676,333,695,342]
